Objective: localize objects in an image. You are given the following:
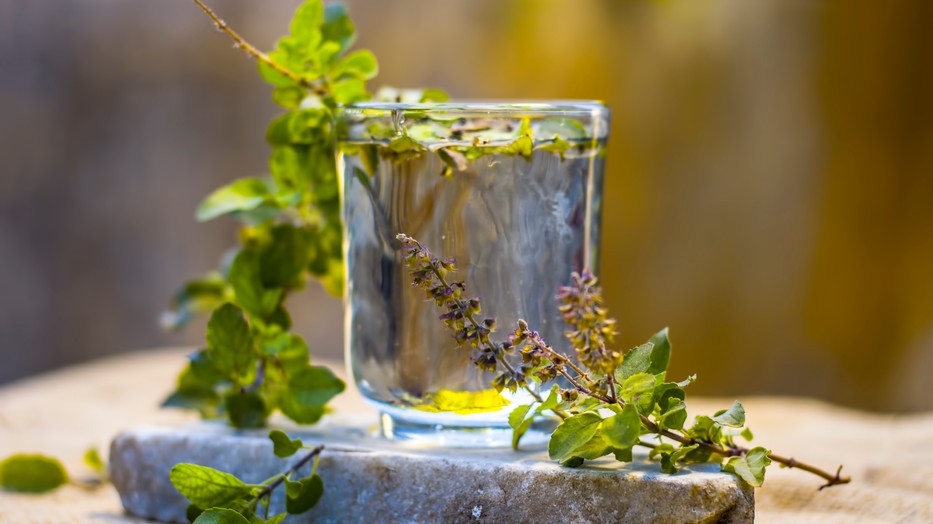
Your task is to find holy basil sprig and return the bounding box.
[162,0,372,428]
[397,234,851,490]
[170,431,324,523]
[165,0,450,429]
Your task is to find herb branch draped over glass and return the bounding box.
[397,233,851,490]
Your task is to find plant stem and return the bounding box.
[255,445,324,502]
[188,0,325,96]
[407,236,567,420]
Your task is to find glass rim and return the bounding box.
[340,99,609,118]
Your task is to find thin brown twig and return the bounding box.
[188,0,325,96]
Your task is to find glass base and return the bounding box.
[378,408,557,448]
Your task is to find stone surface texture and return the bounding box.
[111,425,753,524]
[2,349,933,523]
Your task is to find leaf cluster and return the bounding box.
[170,431,324,523]
[398,234,850,489]
[164,0,373,427]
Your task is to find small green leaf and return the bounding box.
[331,78,368,104]
[657,397,687,431]
[272,86,305,110]
[269,430,303,458]
[259,224,315,289]
[646,327,672,375]
[192,508,252,524]
[206,303,255,379]
[331,49,378,80]
[569,434,613,460]
[265,514,287,524]
[508,404,532,429]
[560,456,585,468]
[186,504,204,522]
[169,463,252,509]
[722,447,771,487]
[289,0,324,44]
[196,178,271,222]
[533,386,558,412]
[660,444,699,474]
[83,447,105,475]
[388,134,426,155]
[418,88,449,102]
[740,427,754,442]
[0,454,68,493]
[288,365,346,408]
[229,250,283,319]
[616,342,654,381]
[712,401,746,428]
[285,478,302,499]
[548,412,603,462]
[225,391,267,429]
[286,474,324,514]
[321,3,356,52]
[619,372,656,412]
[508,404,534,450]
[600,403,641,449]
[538,136,571,159]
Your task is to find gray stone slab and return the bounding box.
[110,422,754,524]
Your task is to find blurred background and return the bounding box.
[1,0,931,412]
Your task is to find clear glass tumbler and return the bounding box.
[338,101,609,446]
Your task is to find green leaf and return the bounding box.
[539,386,560,412]
[418,88,449,102]
[619,372,657,412]
[229,250,283,319]
[286,474,324,514]
[186,504,204,522]
[660,444,699,474]
[321,3,356,52]
[722,447,771,487]
[83,447,105,475]
[285,478,302,498]
[269,430,303,458]
[259,224,314,288]
[289,0,324,44]
[278,396,326,425]
[169,463,252,509]
[712,401,746,428]
[616,342,654,381]
[192,508,252,524]
[538,136,571,159]
[331,49,378,80]
[569,434,613,460]
[646,327,672,375]
[332,78,369,104]
[288,365,346,408]
[508,404,533,450]
[548,412,603,462]
[272,86,306,110]
[224,390,267,429]
[206,303,255,379]
[560,456,585,468]
[265,513,287,524]
[196,178,271,222]
[0,454,68,493]
[657,397,688,431]
[600,403,641,449]
[508,404,532,429]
